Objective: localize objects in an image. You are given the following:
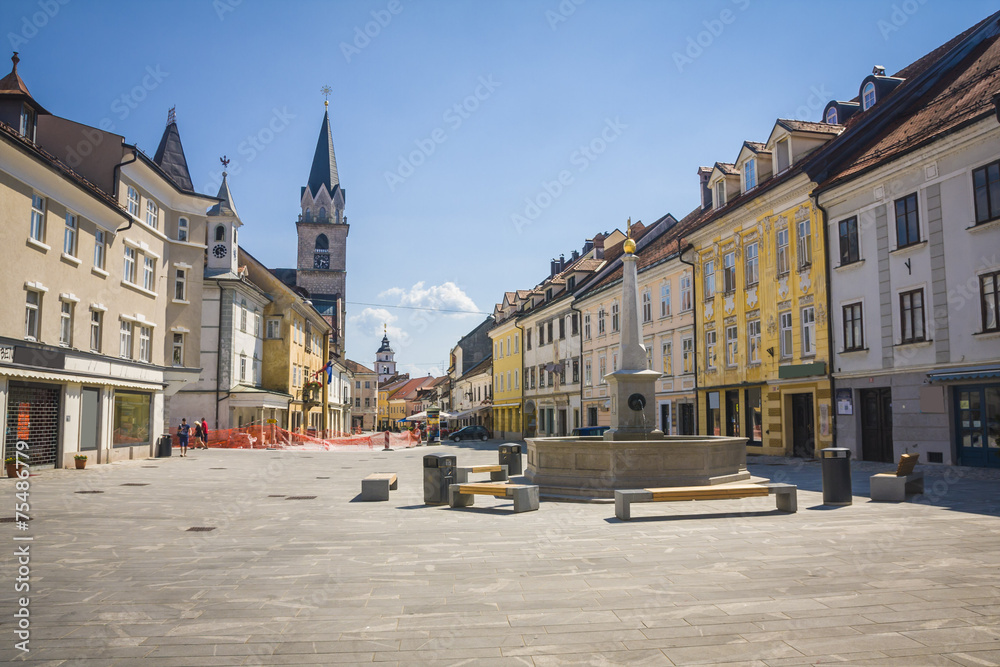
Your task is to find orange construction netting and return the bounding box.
[167,424,421,451]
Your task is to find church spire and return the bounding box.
[306,106,340,199]
[153,106,194,192]
[207,157,239,220]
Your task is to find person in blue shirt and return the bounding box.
[178,418,190,457]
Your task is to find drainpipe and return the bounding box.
[810,191,838,449]
[113,149,139,233]
[678,243,699,433]
[215,286,226,431]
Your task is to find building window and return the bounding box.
[30,194,45,242]
[895,193,920,248]
[801,307,815,356]
[681,273,692,311]
[723,251,737,293]
[705,330,717,370]
[94,230,106,270]
[900,288,925,343]
[113,392,151,447]
[703,259,715,299]
[660,281,671,317]
[25,290,40,341]
[266,318,281,339]
[172,333,184,366]
[174,269,186,301]
[776,228,790,275]
[745,387,762,446]
[825,107,838,124]
[138,326,152,363]
[547,320,553,342]
[584,359,592,385]
[725,325,738,367]
[177,217,189,242]
[215,225,225,242]
[744,242,758,286]
[797,219,812,268]
[19,104,35,139]
[744,158,756,191]
[142,257,155,292]
[740,321,756,366]
[598,356,607,384]
[90,309,102,352]
[973,160,1000,225]
[714,180,726,209]
[313,234,330,269]
[611,301,620,332]
[706,391,720,436]
[63,213,77,256]
[980,271,1000,332]
[59,300,73,346]
[526,329,532,349]
[240,354,247,383]
[254,310,260,337]
[146,200,159,229]
[559,318,565,340]
[127,186,140,217]
[779,311,793,358]
[240,300,248,332]
[515,368,520,388]
[598,307,606,335]
[682,337,693,373]
[839,216,860,265]
[124,246,136,283]
[514,333,520,352]
[570,314,578,336]
[776,138,790,172]
[662,341,672,375]
[843,302,864,350]
[119,320,133,359]
[862,81,876,110]
[365,397,371,408]
[642,289,652,323]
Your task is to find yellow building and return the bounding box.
[691,120,841,456]
[489,293,524,439]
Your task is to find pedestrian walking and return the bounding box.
[192,420,204,450]
[178,418,190,457]
[201,418,209,448]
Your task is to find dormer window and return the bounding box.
[776,138,790,173]
[862,82,876,110]
[825,107,838,124]
[19,104,36,141]
[714,181,726,209]
[743,159,756,192]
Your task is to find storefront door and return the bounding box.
[956,385,1000,468]
[790,393,815,458]
[5,382,61,468]
[860,388,893,463]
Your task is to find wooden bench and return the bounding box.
[448,482,539,513]
[455,464,508,484]
[361,473,398,501]
[870,453,923,501]
[615,483,798,521]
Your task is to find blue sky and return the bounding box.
[7,0,996,377]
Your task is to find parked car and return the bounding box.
[572,425,610,436]
[450,425,491,442]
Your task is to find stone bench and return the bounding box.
[361,473,398,501]
[870,453,924,502]
[448,482,539,513]
[455,464,508,484]
[614,482,798,521]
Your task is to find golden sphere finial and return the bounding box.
[624,238,636,254]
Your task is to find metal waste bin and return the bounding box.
[498,444,523,476]
[821,447,852,505]
[423,453,457,504]
[156,434,173,458]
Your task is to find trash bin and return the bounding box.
[498,444,523,476]
[423,453,457,505]
[820,447,852,505]
[156,434,173,458]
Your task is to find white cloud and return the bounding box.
[349,307,411,348]
[378,281,480,319]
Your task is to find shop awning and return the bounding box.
[449,406,488,420]
[0,365,162,391]
[927,365,1000,382]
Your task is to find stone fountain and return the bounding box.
[525,224,750,499]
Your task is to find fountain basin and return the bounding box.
[525,435,750,499]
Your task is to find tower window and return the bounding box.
[215,225,225,242]
[314,233,330,269]
[319,207,327,221]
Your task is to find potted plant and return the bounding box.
[74,454,88,470]
[5,455,21,478]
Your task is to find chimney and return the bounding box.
[583,240,594,254]
[571,249,579,261]
[593,233,605,259]
[559,254,565,272]
[698,166,713,210]
[550,258,558,277]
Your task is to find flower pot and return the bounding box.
[6,463,19,478]
[75,459,87,469]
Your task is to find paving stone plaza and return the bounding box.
[3,442,1000,666]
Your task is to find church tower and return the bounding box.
[376,330,397,384]
[206,165,242,275]
[295,101,348,355]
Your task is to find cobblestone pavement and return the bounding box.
[2,442,999,666]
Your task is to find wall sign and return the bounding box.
[836,388,853,415]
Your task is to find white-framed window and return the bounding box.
[681,273,692,311]
[177,217,189,242]
[900,288,928,344]
[513,335,518,354]
[514,368,519,389]
[584,359,592,385]
[611,301,620,332]
[119,320,133,359]
[776,228,790,275]
[266,318,281,339]
[646,346,653,370]
[797,219,812,268]
[825,107,838,124]
[143,256,155,291]
[662,341,672,376]
[59,300,73,346]
[705,330,717,369]
[127,186,140,217]
[704,259,715,298]
[801,307,815,356]
[660,281,671,317]
[776,138,790,172]
[862,81,876,110]
[598,307,606,335]
[145,200,158,229]
[725,325,738,367]
[63,213,77,256]
[598,356,607,384]
[744,159,756,191]
[584,313,591,339]
[745,241,758,286]
[30,194,45,241]
[19,104,35,140]
[723,251,737,293]
[779,311,793,358]
[641,289,652,323]
[240,354,248,383]
[124,246,136,283]
[174,268,186,301]
[682,336,693,373]
[748,319,761,364]
[714,180,726,209]
[138,325,152,363]
[506,370,511,392]
[90,309,102,353]
[24,290,41,341]
[254,310,260,337]
[240,299,248,332]
[506,336,511,355]
[172,332,184,366]
[94,230,106,270]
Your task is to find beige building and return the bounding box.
[346,359,376,431]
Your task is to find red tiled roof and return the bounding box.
[344,359,375,374]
